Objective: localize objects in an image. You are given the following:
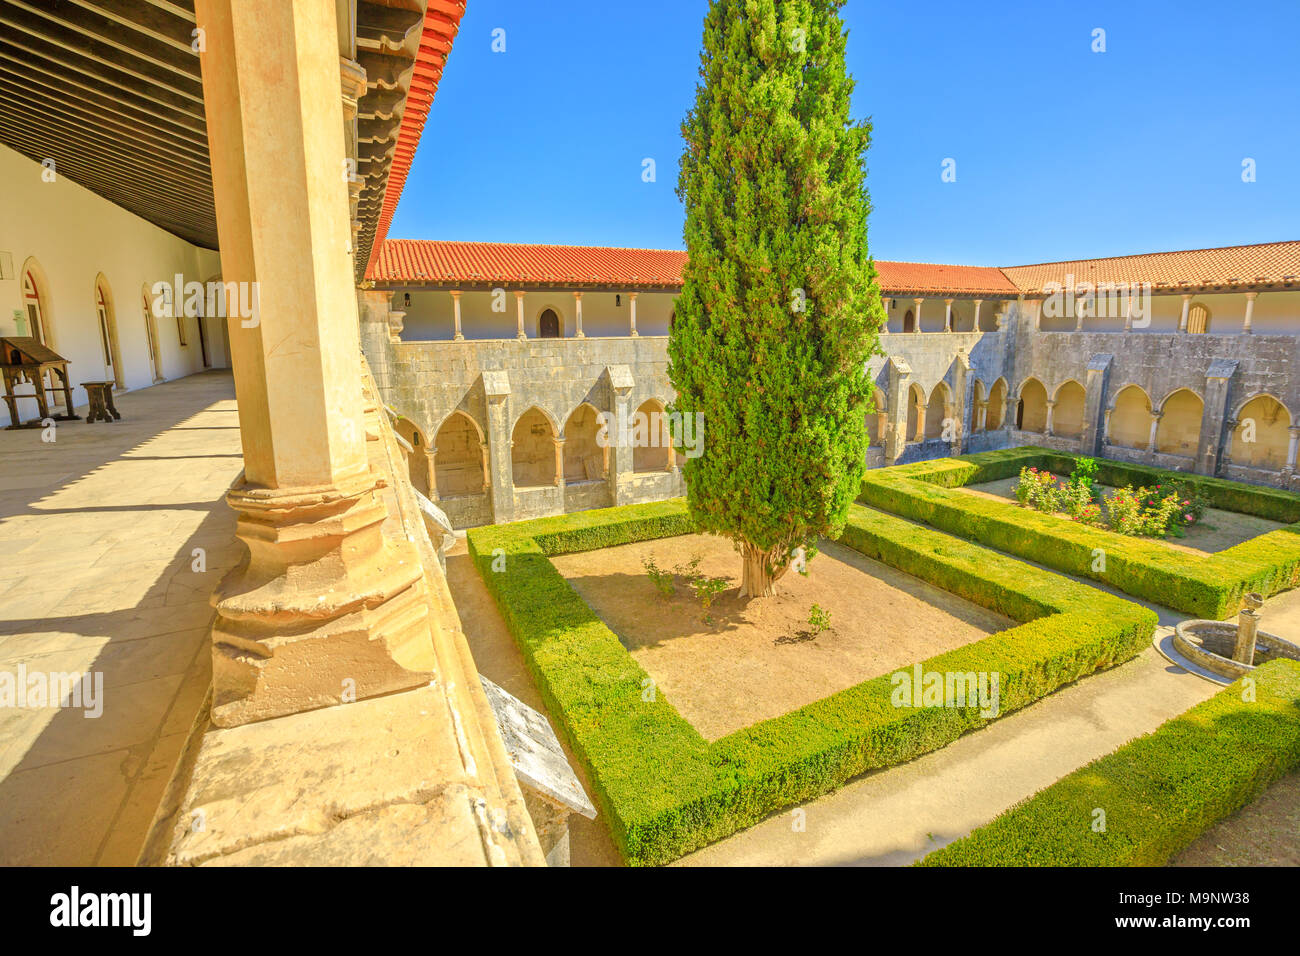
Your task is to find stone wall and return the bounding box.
[361,287,1300,530]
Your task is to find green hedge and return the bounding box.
[469,497,1157,865]
[859,447,1300,619]
[920,658,1300,866]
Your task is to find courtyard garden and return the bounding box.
[469,497,1158,865]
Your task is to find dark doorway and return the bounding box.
[903,309,915,333]
[539,308,560,338]
[197,316,211,367]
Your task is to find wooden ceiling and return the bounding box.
[0,0,218,248]
[0,0,445,270]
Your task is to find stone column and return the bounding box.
[977,401,988,431]
[972,299,982,331]
[1197,358,1238,476]
[1243,292,1257,335]
[914,403,927,441]
[1178,294,1192,332]
[451,290,464,341]
[628,292,638,337]
[1005,394,1019,431]
[553,437,566,488]
[573,292,584,338]
[426,446,439,501]
[1288,426,1300,472]
[1220,419,1238,468]
[1148,411,1163,452]
[944,298,953,332]
[196,0,435,727]
[1044,400,1057,437]
[913,297,924,332]
[1102,408,1113,446]
[515,291,527,339]
[482,371,513,522]
[1123,295,1134,332]
[883,357,911,463]
[607,366,635,504]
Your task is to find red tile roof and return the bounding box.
[873,261,1019,297]
[366,238,1300,296]
[1001,240,1300,293]
[369,239,689,288]
[364,2,465,277]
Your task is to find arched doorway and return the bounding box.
[141,286,163,382]
[902,309,915,333]
[94,276,125,387]
[539,308,560,339]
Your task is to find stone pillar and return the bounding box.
[883,357,911,463]
[1243,292,1257,334]
[972,299,982,331]
[426,447,439,501]
[1006,394,1020,432]
[913,297,924,332]
[606,365,635,504]
[976,401,988,431]
[451,290,464,341]
[573,292,584,338]
[914,404,927,442]
[1080,353,1113,456]
[482,371,514,523]
[1178,294,1192,332]
[1287,426,1300,472]
[1197,358,1238,476]
[1148,411,1164,452]
[1219,419,1238,468]
[196,0,435,727]
[944,298,953,332]
[1044,400,1057,437]
[628,292,638,337]
[515,291,526,340]
[1123,295,1134,332]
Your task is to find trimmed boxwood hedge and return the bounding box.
[469,497,1157,866]
[859,447,1300,619]
[919,658,1300,866]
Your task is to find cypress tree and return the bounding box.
[669,0,883,598]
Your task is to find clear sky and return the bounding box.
[388,0,1300,266]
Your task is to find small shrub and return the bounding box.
[1069,456,1099,495]
[807,603,832,635]
[642,553,676,598]
[690,573,729,618]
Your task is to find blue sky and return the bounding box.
[389,0,1300,265]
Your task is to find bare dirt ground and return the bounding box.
[959,475,1286,555]
[550,533,1014,741]
[1171,769,1300,866]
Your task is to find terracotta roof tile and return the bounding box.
[368,240,689,287]
[872,261,1018,297]
[1001,240,1300,294]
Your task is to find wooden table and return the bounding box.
[81,382,122,423]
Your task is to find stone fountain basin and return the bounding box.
[1173,620,1300,680]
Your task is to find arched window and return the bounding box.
[563,404,606,482]
[1187,303,1210,334]
[1053,380,1086,438]
[512,408,557,487]
[986,379,1006,430]
[22,269,47,344]
[435,412,486,496]
[1231,396,1290,470]
[632,399,673,472]
[1017,379,1048,433]
[866,388,887,445]
[925,382,950,440]
[1109,385,1154,450]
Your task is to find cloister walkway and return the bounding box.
[0,370,242,865]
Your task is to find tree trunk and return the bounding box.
[740,542,780,598]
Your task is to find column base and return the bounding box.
[209,471,436,728]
